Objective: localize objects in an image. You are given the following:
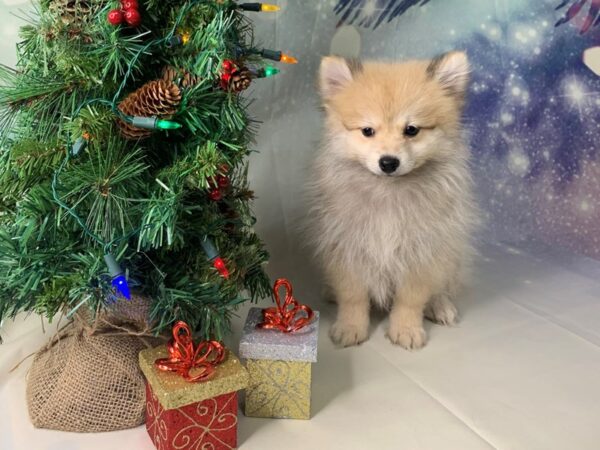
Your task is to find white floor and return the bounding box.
[2,242,600,450]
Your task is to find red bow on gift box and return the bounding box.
[257,278,314,333]
[155,321,225,382]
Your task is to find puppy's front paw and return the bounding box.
[425,295,459,326]
[329,321,369,347]
[387,326,427,350]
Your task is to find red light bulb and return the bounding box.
[213,257,229,278]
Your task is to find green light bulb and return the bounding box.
[155,119,182,130]
[263,66,280,77]
[71,136,88,156]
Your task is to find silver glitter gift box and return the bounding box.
[239,307,319,362]
[239,307,320,419]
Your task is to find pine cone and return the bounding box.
[117,80,182,140]
[49,0,92,26]
[161,66,201,89]
[229,67,252,92]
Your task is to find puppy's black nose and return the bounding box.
[379,156,400,174]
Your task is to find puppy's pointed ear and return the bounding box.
[426,51,470,97]
[319,56,355,99]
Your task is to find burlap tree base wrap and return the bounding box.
[26,297,163,432]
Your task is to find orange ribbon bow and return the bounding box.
[257,278,314,333]
[154,321,225,382]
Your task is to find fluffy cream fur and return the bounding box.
[308,52,479,349]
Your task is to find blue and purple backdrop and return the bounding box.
[244,0,600,270]
[329,0,600,259]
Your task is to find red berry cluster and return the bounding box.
[207,166,230,202]
[220,59,240,91]
[107,0,142,27]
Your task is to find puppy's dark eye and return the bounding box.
[404,125,420,137]
[361,127,375,137]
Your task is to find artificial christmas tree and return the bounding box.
[0,0,291,431]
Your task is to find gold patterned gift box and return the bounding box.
[239,307,320,420]
[139,345,248,450]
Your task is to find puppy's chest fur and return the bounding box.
[311,158,475,305]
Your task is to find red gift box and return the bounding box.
[145,383,238,450]
[139,344,248,450]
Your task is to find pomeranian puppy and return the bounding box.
[309,52,478,350]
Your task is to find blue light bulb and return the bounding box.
[104,254,131,300]
[111,274,131,300]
